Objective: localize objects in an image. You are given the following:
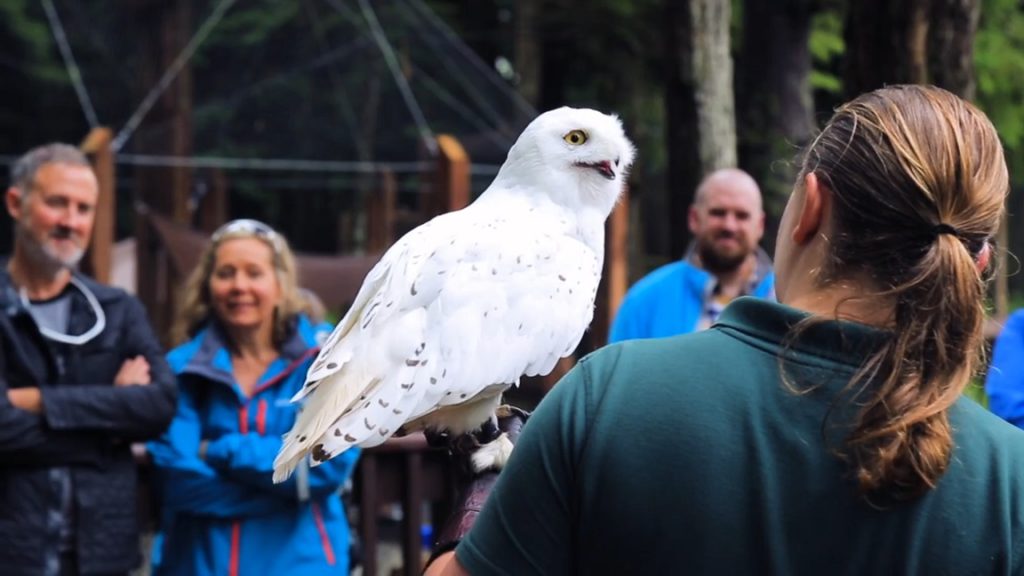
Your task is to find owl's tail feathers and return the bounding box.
[272,373,370,483]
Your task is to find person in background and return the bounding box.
[985,309,1024,427]
[426,85,1024,575]
[0,143,177,576]
[609,168,774,342]
[147,219,359,576]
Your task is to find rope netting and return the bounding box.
[1,0,535,253]
[13,0,534,179]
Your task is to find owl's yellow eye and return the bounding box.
[563,130,588,145]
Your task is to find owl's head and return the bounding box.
[496,107,636,214]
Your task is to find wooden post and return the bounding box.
[80,127,115,284]
[366,170,397,254]
[197,168,229,234]
[358,455,380,576]
[402,450,425,575]
[592,187,630,347]
[433,134,471,215]
[131,0,194,342]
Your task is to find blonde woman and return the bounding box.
[148,219,358,576]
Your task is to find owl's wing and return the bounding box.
[273,206,601,481]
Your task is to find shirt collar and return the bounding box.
[714,297,891,369]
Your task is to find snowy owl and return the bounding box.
[273,107,635,483]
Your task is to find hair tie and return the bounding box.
[933,223,959,237]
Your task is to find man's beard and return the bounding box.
[697,237,748,275]
[16,222,84,277]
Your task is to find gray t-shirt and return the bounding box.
[27,292,72,335]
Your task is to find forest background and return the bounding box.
[1,0,1022,303]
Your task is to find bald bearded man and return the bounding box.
[610,168,775,342]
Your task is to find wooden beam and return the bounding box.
[434,134,470,215]
[197,169,229,234]
[366,170,397,254]
[80,127,115,284]
[592,187,630,346]
[131,0,194,342]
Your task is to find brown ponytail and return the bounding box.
[798,85,1007,500]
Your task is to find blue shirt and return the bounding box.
[609,247,775,342]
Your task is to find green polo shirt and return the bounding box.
[457,298,1024,575]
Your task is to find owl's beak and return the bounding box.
[575,160,616,180]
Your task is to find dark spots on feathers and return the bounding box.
[406,359,421,367]
[411,282,418,296]
[334,429,342,437]
[345,433,357,442]
[299,435,307,443]
[401,382,414,390]
[326,362,338,370]
[364,418,376,431]
[378,399,390,408]
[558,274,566,281]
[430,377,437,384]
[380,428,390,436]
[312,444,331,462]
[393,408,403,415]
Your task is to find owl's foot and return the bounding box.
[470,432,515,473]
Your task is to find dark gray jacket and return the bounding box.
[0,267,177,575]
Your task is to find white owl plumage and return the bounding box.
[273,107,635,483]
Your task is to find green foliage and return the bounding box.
[976,0,1024,174]
[0,0,69,85]
[808,8,844,94]
[964,380,990,408]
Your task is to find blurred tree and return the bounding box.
[512,0,541,106]
[843,0,981,99]
[976,0,1024,168]
[664,0,737,261]
[842,0,929,97]
[929,0,982,99]
[736,0,818,249]
[975,0,1024,300]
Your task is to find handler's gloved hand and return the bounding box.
[426,405,531,567]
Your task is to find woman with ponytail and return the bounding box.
[426,85,1024,576]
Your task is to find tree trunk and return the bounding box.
[664,0,737,261]
[129,0,193,343]
[513,0,542,106]
[843,0,929,99]
[928,0,980,100]
[736,0,816,251]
